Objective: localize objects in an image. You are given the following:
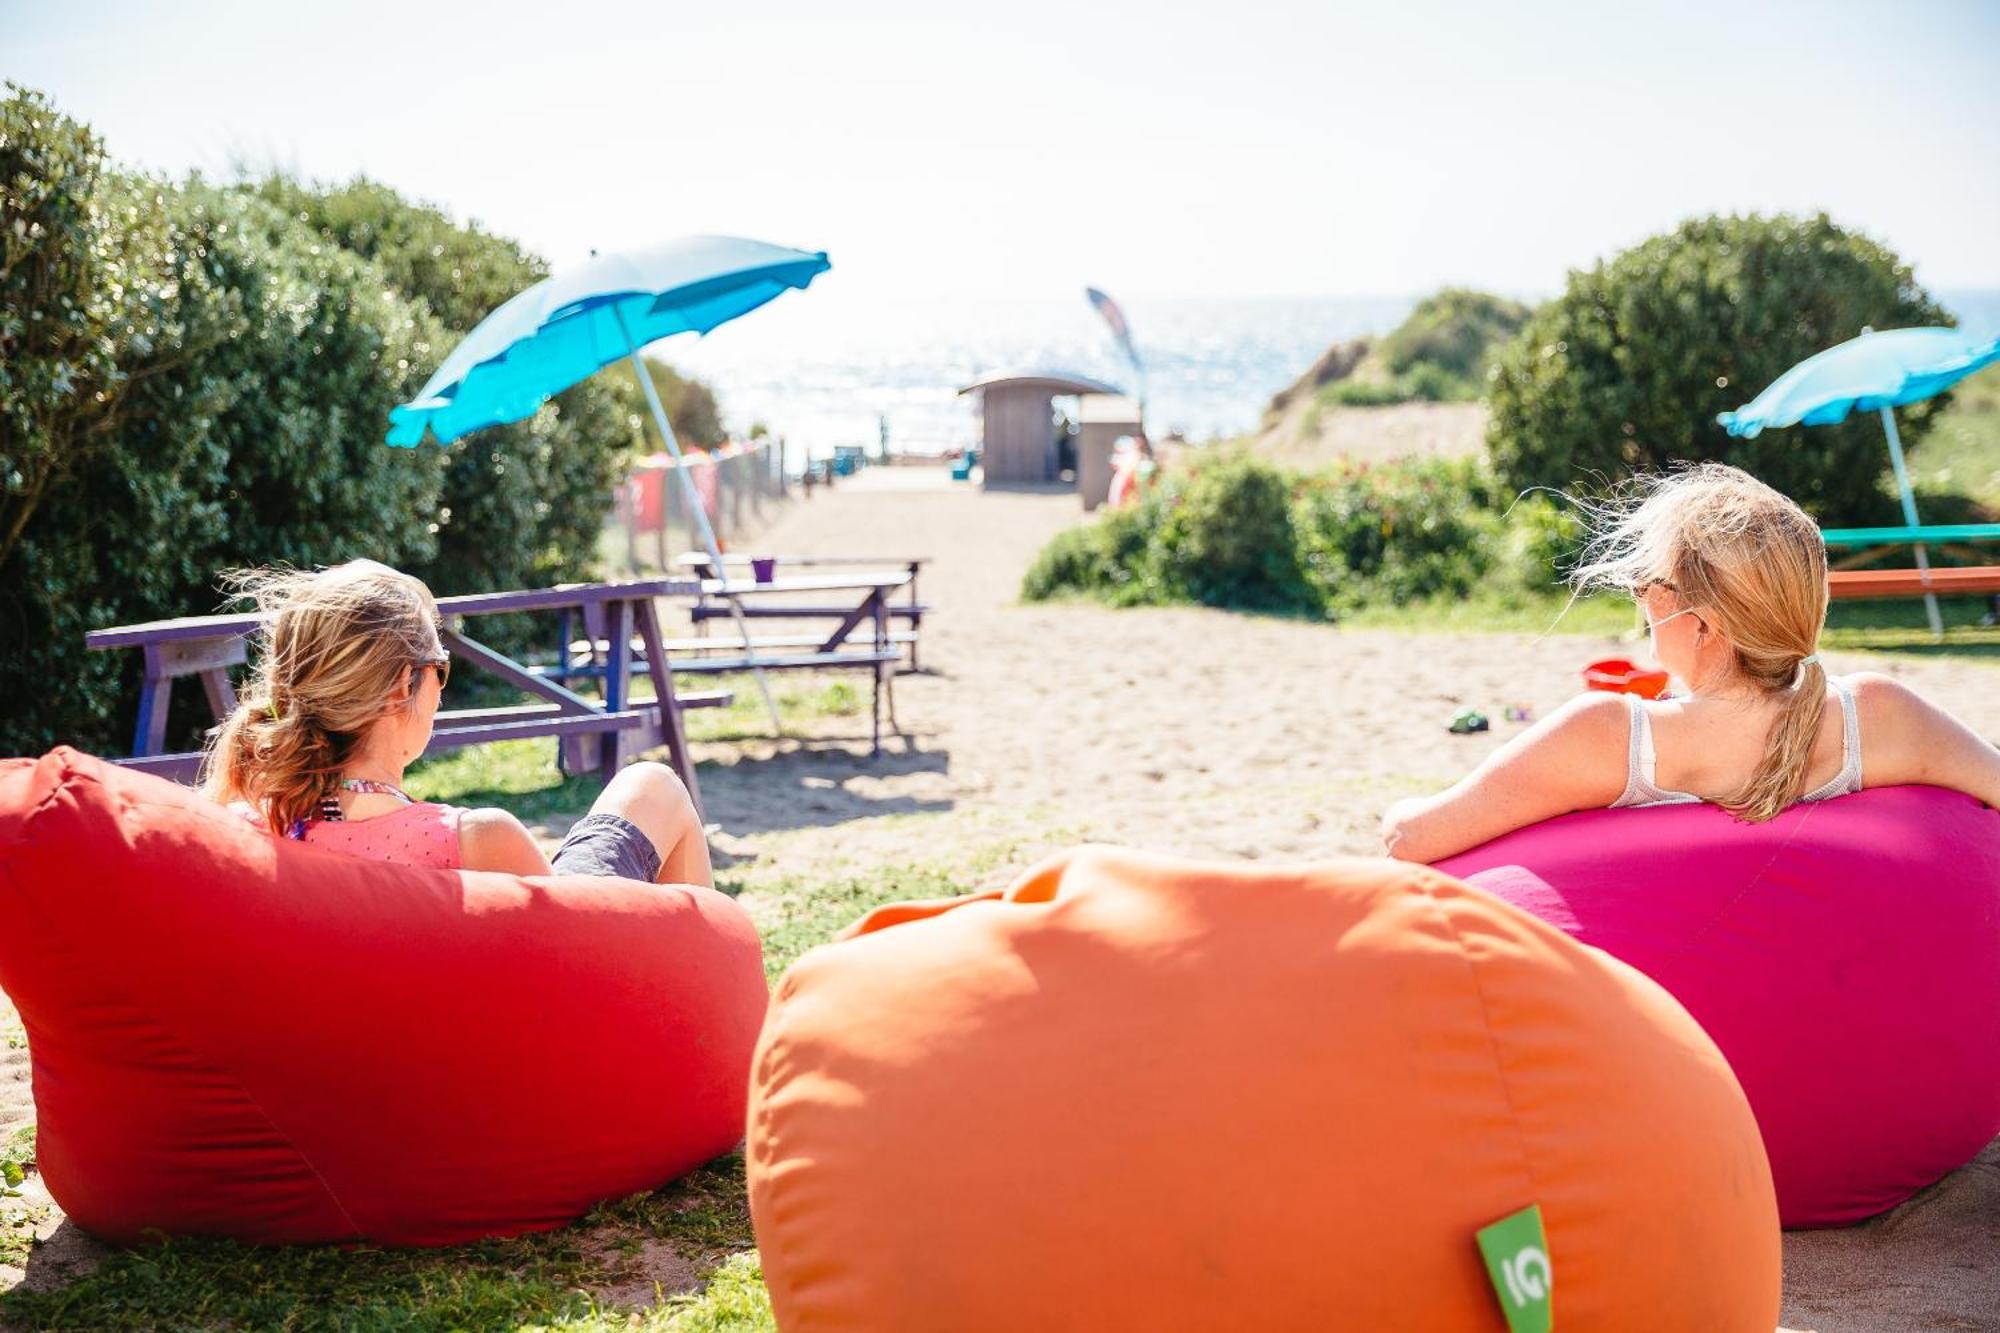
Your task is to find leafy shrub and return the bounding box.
[1021,500,1164,606]
[1292,458,1505,611]
[1487,213,1951,523]
[0,89,227,755]
[1150,452,1313,611]
[1380,288,1532,383]
[0,164,448,755]
[1023,454,1585,622]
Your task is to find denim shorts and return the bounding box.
[550,812,662,883]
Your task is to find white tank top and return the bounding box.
[1611,677,1863,809]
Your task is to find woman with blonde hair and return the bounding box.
[203,560,711,884]
[1382,463,2000,864]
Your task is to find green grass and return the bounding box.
[736,863,975,982]
[0,1156,770,1331]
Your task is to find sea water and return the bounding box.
[664,289,2000,463]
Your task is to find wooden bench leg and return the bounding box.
[635,597,704,817]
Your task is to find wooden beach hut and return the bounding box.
[957,370,1125,486]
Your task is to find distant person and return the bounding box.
[202,560,711,884]
[1380,463,2000,863]
[1106,433,1157,508]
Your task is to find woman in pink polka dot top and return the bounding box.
[200,560,708,886]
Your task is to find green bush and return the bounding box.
[1151,452,1313,611]
[1292,458,1505,610]
[1380,288,1532,384]
[0,89,227,754]
[1486,213,1951,523]
[1023,454,1584,622]
[0,164,449,755]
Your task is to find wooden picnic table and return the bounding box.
[84,577,724,811]
[565,571,914,751]
[675,553,931,668]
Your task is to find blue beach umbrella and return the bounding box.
[388,235,832,728]
[1718,326,2000,637]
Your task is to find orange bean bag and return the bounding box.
[0,749,767,1246]
[748,847,1780,1331]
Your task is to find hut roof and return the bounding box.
[956,369,1126,397]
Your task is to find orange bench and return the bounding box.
[1828,566,2000,627]
[1827,566,2000,599]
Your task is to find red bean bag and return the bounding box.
[748,846,1781,1331]
[0,748,767,1246]
[1438,787,2000,1228]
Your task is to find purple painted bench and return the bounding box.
[84,578,725,814]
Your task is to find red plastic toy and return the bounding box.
[1582,657,1671,699]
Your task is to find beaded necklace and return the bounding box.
[286,778,417,840]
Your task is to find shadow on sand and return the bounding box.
[698,741,953,837]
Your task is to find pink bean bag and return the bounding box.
[0,749,768,1246]
[1438,787,2000,1228]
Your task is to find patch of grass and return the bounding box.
[639,1252,773,1333]
[405,738,601,825]
[0,1157,760,1332]
[732,862,976,981]
[1,1125,38,1265]
[679,673,865,744]
[1333,588,1632,636]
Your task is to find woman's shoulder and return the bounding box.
[455,805,553,876]
[1842,670,1932,734]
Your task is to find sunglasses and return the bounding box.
[414,652,451,691]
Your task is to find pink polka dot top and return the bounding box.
[235,800,465,870]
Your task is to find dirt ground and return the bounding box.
[4,465,1996,1328]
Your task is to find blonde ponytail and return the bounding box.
[200,561,444,835]
[1719,656,1828,822]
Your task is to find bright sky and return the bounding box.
[6,0,1998,301]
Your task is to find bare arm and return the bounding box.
[1381,692,1631,864]
[1850,672,2000,808]
[458,807,556,876]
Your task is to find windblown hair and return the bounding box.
[201,560,444,836]
[1568,463,1830,823]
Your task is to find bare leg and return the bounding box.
[589,761,713,887]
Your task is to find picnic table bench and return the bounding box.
[84,577,726,811]
[1821,525,2000,626]
[674,553,930,668]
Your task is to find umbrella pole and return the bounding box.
[1879,406,1943,640]
[615,315,785,738]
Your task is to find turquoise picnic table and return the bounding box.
[1820,524,2000,626]
[1821,523,2000,551]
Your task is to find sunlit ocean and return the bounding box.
[662,289,2000,461]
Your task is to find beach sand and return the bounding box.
[3,465,1994,1326]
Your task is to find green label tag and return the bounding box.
[1477,1204,1552,1333]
